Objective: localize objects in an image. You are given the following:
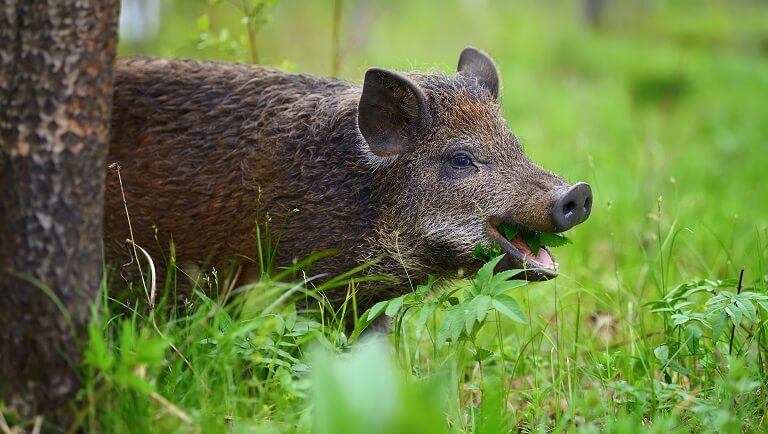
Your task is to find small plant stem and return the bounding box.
[571,294,580,430]
[150,391,192,423]
[757,230,768,377]
[728,268,745,356]
[247,21,259,63]
[657,197,666,296]
[255,187,265,275]
[0,412,12,434]
[208,3,216,32]
[331,0,342,76]
[553,279,560,349]
[241,0,260,63]
[494,311,508,400]
[111,163,151,306]
[394,230,414,292]
[567,356,575,433]
[552,279,562,422]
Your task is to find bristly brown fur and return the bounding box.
[105,56,568,309]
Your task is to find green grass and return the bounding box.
[5,0,767,432]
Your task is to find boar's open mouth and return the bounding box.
[486,217,558,281]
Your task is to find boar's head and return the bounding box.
[358,47,592,281]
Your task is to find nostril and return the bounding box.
[583,196,592,213]
[562,200,576,219]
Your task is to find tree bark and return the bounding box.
[0,0,119,423]
[582,0,606,29]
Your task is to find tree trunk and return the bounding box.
[0,0,119,424]
[582,0,606,29]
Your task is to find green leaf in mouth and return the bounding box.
[471,242,502,263]
[497,222,571,255]
[472,222,572,263]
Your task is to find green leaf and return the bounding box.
[489,243,502,257]
[384,294,406,317]
[114,370,155,394]
[684,324,703,354]
[447,296,461,306]
[667,361,693,377]
[471,347,493,362]
[705,294,729,306]
[437,308,466,345]
[725,304,742,326]
[366,300,389,322]
[497,222,520,241]
[654,344,669,363]
[487,267,528,295]
[672,301,695,310]
[671,313,690,326]
[738,291,768,301]
[489,269,526,285]
[415,275,434,296]
[471,242,503,263]
[758,300,768,313]
[710,310,728,343]
[521,230,541,254]
[415,303,437,332]
[85,322,114,372]
[734,297,757,323]
[463,299,478,335]
[350,303,388,342]
[134,335,170,366]
[475,295,492,323]
[120,320,134,359]
[497,223,570,253]
[490,279,529,296]
[539,232,572,248]
[471,244,488,261]
[436,308,453,344]
[475,255,505,289]
[491,295,526,324]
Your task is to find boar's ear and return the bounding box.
[358,68,433,157]
[457,47,500,100]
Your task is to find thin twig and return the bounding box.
[394,230,414,293]
[149,391,193,424]
[0,411,12,434]
[729,268,745,356]
[223,264,242,305]
[31,416,42,434]
[110,163,150,305]
[125,239,157,309]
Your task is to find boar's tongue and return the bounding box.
[509,234,555,268]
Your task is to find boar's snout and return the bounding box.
[551,182,592,232]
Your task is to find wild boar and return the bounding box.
[105,47,592,308]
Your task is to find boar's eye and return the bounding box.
[449,153,473,169]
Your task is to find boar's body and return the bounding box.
[107,59,380,297]
[106,51,592,308]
